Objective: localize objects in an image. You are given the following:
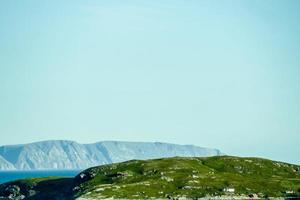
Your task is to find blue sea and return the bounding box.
[0,170,80,184]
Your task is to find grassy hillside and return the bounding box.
[1,156,300,199]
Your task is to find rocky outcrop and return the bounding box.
[1,156,300,199]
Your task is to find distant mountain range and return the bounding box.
[0,140,222,170]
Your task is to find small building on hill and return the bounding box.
[223,187,235,193]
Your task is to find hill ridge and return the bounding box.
[1,156,300,199]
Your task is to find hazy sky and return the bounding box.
[0,0,300,164]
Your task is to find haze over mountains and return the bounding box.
[0,140,222,170]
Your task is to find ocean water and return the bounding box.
[0,170,80,184]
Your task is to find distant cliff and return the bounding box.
[0,156,15,170]
[0,140,222,170]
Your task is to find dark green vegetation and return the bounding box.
[1,156,300,199]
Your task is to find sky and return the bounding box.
[0,0,300,164]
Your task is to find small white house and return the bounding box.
[223,188,235,193]
[286,190,294,194]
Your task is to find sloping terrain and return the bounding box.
[0,140,221,170]
[0,156,15,170]
[0,156,300,199]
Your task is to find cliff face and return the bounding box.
[0,156,15,170]
[0,140,221,170]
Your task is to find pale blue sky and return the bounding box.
[0,0,300,164]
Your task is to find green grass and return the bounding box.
[1,156,300,199]
[75,156,300,199]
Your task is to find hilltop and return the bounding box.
[0,156,300,199]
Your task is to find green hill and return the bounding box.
[1,156,300,199]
